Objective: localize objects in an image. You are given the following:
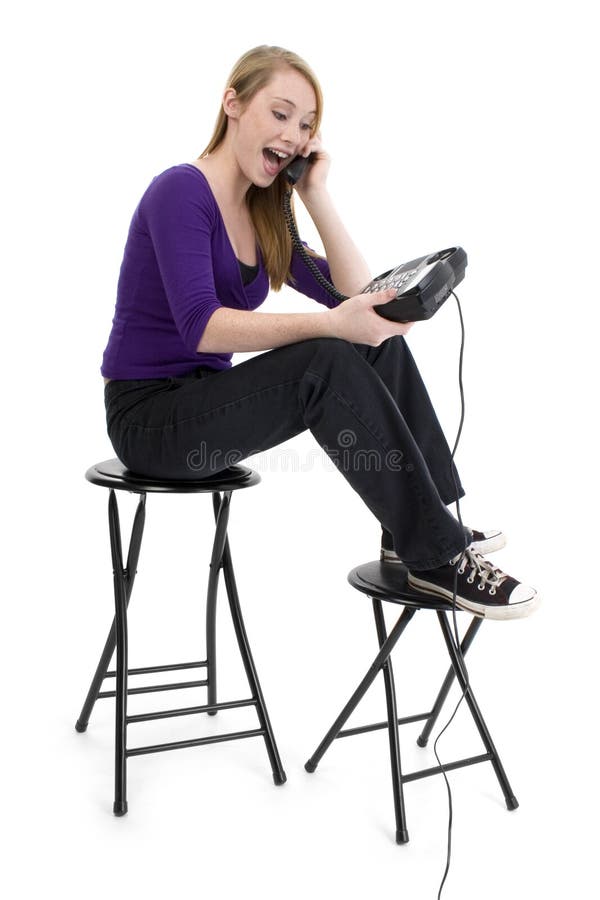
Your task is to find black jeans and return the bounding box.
[104,336,468,570]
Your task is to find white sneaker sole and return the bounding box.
[406,574,541,621]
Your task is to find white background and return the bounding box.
[2,1,598,897]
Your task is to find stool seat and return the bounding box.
[86,458,261,493]
[348,560,458,611]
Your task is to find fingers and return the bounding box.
[369,288,397,305]
[367,291,416,329]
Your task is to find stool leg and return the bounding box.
[305,606,416,773]
[436,611,519,811]
[372,598,409,844]
[207,491,286,785]
[75,492,146,732]
[205,491,231,715]
[417,616,482,748]
[221,524,287,785]
[108,490,131,816]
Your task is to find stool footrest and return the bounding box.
[127,727,265,758]
[105,660,207,678]
[99,679,207,698]
[127,697,257,724]
[402,752,493,784]
[338,711,431,738]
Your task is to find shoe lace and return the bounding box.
[449,548,507,596]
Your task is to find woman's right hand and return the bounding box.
[325,289,415,346]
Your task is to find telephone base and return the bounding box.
[364,247,468,323]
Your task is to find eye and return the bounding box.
[273,111,314,132]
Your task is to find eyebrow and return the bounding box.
[273,96,317,116]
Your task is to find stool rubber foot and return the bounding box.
[113,801,128,816]
[416,735,428,748]
[506,796,519,811]
[396,829,409,844]
[272,771,287,786]
[75,720,88,733]
[304,759,317,773]
[207,710,218,717]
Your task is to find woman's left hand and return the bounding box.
[291,130,331,198]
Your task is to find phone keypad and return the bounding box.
[362,268,418,295]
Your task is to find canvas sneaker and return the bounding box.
[406,548,540,620]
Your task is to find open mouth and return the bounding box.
[262,147,290,175]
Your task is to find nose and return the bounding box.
[279,118,302,149]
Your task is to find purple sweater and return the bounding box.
[100,163,339,379]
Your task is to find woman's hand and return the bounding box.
[325,289,416,346]
[292,129,330,199]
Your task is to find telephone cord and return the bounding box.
[284,182,473,898]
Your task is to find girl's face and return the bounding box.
[226,66,318,187]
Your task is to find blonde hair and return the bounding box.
[197,45,324,291]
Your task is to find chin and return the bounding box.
[251,172,277,189]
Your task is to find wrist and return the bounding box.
[323,307,339,339]
[296,185,331,211]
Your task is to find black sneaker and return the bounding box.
[406,549,540,620]
[380,527,506,564]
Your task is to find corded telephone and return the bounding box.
[283,153,467,321]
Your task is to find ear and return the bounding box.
[222,87,241,120]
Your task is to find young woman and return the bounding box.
[101,45,539,621]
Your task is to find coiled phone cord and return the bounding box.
[283,185,349,303]
[283,182,474,898]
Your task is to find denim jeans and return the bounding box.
[104,336,469,570]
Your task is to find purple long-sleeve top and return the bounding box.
[100,163,339,379]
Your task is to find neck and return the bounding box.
[198,141,251,212]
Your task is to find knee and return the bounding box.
[297,338,366,399]
[307,337,361,358]
[378,334,407,350]
[357,333,408,360]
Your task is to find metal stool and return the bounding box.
[305,560,518,843]
[76,458,286,815]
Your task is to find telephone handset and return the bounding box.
[284,152,315,185]
[282,155,467,321]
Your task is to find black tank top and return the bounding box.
[238,258,259,286]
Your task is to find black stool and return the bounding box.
[305,560,518,843]
[76,458,286,815]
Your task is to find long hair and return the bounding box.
[197,45,324,291]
